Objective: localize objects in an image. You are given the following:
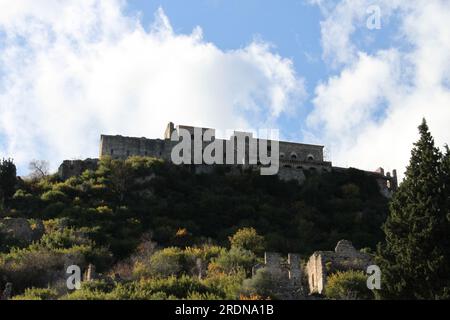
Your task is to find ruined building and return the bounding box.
[252,252,305,300]
[306,240,374,295]
[58,122,398,195]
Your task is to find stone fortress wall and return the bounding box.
[59,122,398,195]
[99,122,331,172]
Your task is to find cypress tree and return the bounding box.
[0,158,17,205]
[376,119,450,299]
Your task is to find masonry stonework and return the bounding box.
[306,240,374,295]
[252,252,305,300]
[58,122,398,195]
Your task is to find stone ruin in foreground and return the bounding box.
[0,239,373,300]
[252,240,373,299]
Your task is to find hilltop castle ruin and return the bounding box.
[59,122,398,195]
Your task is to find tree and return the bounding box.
[324,270,374,300]
[229,227,265,255]
[442,145,450,223]
[0,158,17,205]
[28,160,50,180]
[376,119,450,299]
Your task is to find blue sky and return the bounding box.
[122,0,395,138]
[0,0,449,177]
[124,0,326,139]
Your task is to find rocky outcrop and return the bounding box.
[0,218,45,243]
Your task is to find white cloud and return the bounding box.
[0,1,305,173]
[308,0,450,179]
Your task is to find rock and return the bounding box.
[0,218,45,243]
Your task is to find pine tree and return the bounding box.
[376,119,450,299]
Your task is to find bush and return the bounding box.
[242,268,284,299]
[134,247,184,279]
[229,227,265,255]
[41,190,68,202]
[209,247,257,276]
[12,287,59,300]
[203,269,246,299]
[324,270,374,300]
[0,247,79,293]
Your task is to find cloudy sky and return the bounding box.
[0,0,449,178]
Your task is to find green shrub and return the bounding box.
[229,227,265,255]
[203,269,245,299]
[12,287,59,300]
[0,247,78,293]
[148,247,184,278]
[242,268,285,299]
[41,190,68,202]
[210,247,257,276]
[324,270,374,300]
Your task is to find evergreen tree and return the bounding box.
[442,145,450,222]
[0,158,17,205]
[377,119,450,299]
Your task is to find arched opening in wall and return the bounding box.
[290,152,298,160]
[280,152,285,159]
[307,154,315,162]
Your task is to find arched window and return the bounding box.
[307,154,315,161]
[290,152,298,160]
[280,152,285,159]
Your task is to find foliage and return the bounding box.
[229,227,265,255]
[0,158,17,205]
[242,268,284,299]
[12,287,59,300]
[0,154,394,299]
[376,119,450,299]
[209,247,257,277]
[324,270,374,300]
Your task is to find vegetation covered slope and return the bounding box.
[4,157,387,257]
[0,156,388,298]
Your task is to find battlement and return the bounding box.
[59,122,398,195]
[99,122,329,172]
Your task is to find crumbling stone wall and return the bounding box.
[252,252,305,300]
[306,240,373,295]
[58,122,398,190]
[58,158,98,180]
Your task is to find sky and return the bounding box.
[0,0,449,178]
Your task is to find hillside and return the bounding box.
[0,156,388,298]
